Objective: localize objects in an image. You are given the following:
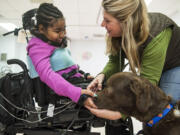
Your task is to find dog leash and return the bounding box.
[147,104,173,127]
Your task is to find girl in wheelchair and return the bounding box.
[26,3,96,108]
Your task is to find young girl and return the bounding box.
[26,3,96,107]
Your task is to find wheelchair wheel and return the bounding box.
[105,117,133,135]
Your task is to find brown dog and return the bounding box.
[94,72,180,135]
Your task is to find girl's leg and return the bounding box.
[159,67,180,102]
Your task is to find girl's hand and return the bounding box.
[81,89,95,97]
[87,75,94,79]
[87,74,105,92]
[85,105,122,120]
[80,90,97,108]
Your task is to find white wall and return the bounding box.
[70,39,108,76]
[0,35,27,73]
[0,35,15,61]
[172,13,180,26]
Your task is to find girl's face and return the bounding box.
[101,11,122,37]
[40,18,66,43]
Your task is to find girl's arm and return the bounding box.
[27,40,81,103]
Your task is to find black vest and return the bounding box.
[139,13,180,72]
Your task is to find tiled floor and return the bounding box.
[91,117,142,135]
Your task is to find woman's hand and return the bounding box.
[85,105,122,120]
[84,97,97,109]
[87,74,105,91]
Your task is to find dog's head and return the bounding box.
[94,72,170,121]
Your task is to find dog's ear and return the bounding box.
[104,86,114,97]
[130,78,152,113]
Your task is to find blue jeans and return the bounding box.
[159,66,180,102]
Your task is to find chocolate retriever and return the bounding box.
[94,72,180,135]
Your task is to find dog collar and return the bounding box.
[147,104,173,127]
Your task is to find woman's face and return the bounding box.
[101,11,122,37]
[40,18,66,43]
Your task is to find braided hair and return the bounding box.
[22,3,67,47]
[35,3,64,29]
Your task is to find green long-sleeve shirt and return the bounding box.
[102,28,172,85]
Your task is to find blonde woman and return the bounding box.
[86,0,180,134]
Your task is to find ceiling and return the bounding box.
[0,0,179,40]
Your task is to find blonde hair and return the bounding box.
[103,0,150,73]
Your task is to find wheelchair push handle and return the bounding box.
[7,59,28,73]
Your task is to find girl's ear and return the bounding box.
[38,24,45,34]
